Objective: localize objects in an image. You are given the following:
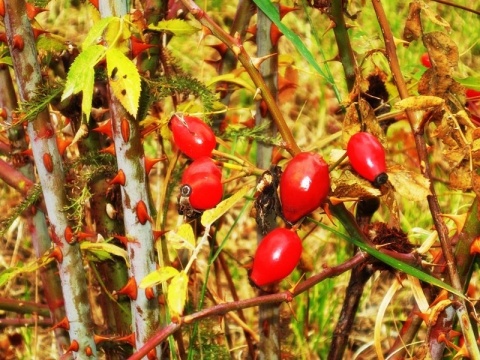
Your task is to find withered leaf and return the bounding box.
[450,164,472,190]
[423,32,458,69]
[394,96,444,112]
[471,129,480,164]
[331,170,381,199]
[384,184,401,228]
[342,99,385,147]
[388,165,431,201]
[403,1,422,42]
[443,147,468,168]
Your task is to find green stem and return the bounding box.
[330,0,356,92]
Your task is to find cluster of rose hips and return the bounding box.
[169,114,388,288]
[169,114,223,215]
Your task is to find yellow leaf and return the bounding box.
[393,96,444,112]
[148,19,200,36]
[168,271,188,318]
[106,48,141,117]
[167,224,195,250]
[201,186,250,226]
[206,73,257,94]
[387,165,431,201]
[80,241,130,268]
[139,266,179,289]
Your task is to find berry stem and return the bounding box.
[179,0,301,156]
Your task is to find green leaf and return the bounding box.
[253,0,329,83]
[36,34,66,53]
[81,241,130,268]
[106,47,141,117]
[139,266,179,289]
[201,186,250,226]
[0,268,16,287]
[167,223,196,250]
[167,271,188,317]
[206,73,257,94]
[0,56,12,67]
[457,77,480,91]
[61,45,105,118]
[82,16,117,49]
[148,19,200,36]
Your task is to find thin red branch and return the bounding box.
[431,0,480,16]
[129,252,367,360]
[0,158,35,195]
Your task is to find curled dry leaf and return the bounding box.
[342,99,386,148]
[449,165,472,191]
[403,1,422,42]
[331,170,381,199]
[393,96,444,112]
[387,165,431,202]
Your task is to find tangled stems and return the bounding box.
[128,251,367,360]
[179,0,301,156]
[372,0,480,358]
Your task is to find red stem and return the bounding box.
[129,252,367,360]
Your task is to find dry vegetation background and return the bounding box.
[0,0,479,359]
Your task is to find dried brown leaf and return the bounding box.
[393,96,444,112]
[450,164,472,190]
[331,170,381,198]
[342,99,385,147]
[443,147,468,168]
[403,0,422,42]
[388,165,431,201]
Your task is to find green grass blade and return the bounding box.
[252,0,329,83]
[314,220,467,300]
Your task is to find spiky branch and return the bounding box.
[3,1,96,358]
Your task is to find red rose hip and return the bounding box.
[347,132,388,186]
[250,228,302,287]
[183,175,223,210]
[420,53,431,68]
[169,114,216,159]
[280,152,330,223]
[181,157,222,183]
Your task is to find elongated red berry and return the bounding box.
[280,152,330,223]
[181,157,221,182]
[181,174,223,210]
[169,114,216,159]
[466,88,480,100]
[250,228,302,287]
[347,132,388,186]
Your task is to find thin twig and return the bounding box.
[128,252,367,360]
[371,1,480,358]
[431,0,480,16]
[179,0,301,156]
